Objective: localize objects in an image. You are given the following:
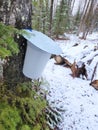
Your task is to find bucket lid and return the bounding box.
[22,29,62,55]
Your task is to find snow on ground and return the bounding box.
[41,32,98,130]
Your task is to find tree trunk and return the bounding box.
[78,0,97,39]
[49,0,54,37]
[0,0,32,85]
[71,0,75,13]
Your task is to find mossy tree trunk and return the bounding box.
[0,0,32,85]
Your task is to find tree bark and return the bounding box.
[0,0,32,85]
[78,0,97,39]
[49,0,54,37]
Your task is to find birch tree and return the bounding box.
[0,0,32,85]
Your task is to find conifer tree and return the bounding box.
[32,0,50,35]
[53,0,71,38]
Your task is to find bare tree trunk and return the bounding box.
[0,0,32,85]
[71,0,75,13]
[78,0,97,39]
[49,0,54,37]
[89,2,98,33]
[77,0,87,35]
[78,0,91,37]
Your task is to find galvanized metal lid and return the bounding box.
[22,29,62,55]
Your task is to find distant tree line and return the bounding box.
[32,0,98,39]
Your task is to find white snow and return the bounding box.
[41,32,98,130]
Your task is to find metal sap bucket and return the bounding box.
[22,29,62,79]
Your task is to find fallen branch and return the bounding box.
[54,55,72,67]
[70,60,77,78]
[54,55,65,65]
[54,55,88,79]
[69,61,87,79]
[90,80,98,90]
